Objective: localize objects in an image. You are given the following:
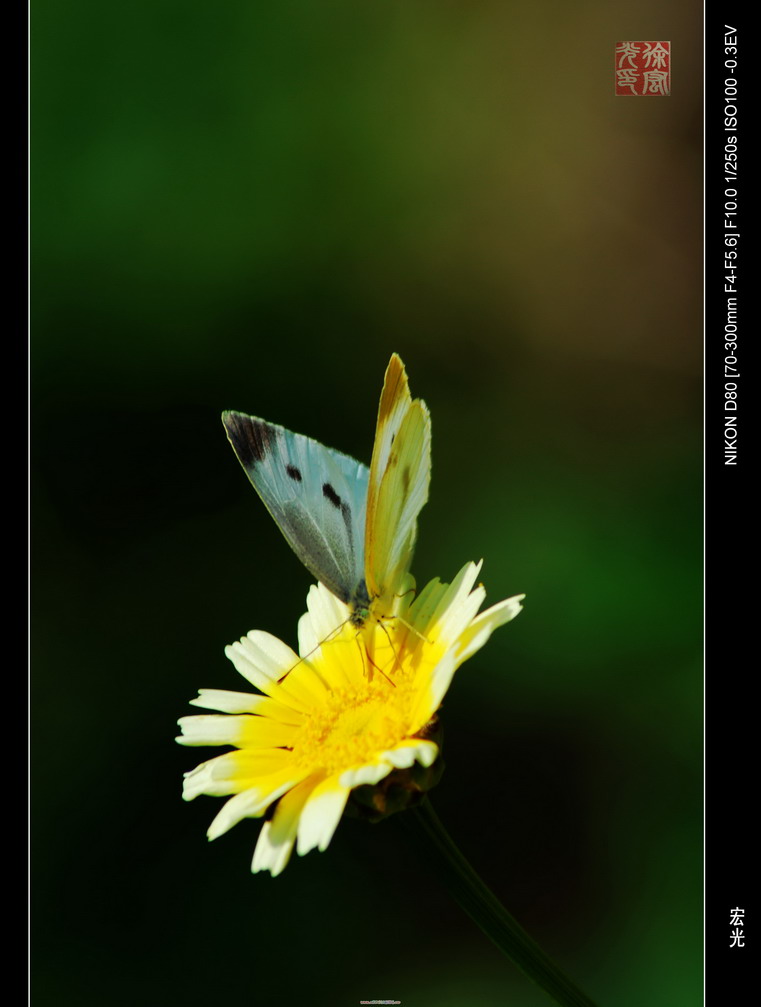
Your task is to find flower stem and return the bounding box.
[398,799,601,1007]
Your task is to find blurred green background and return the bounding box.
[32,2,702,1005]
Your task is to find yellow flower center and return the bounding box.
[291,638,419,776]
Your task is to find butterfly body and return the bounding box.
[223,355,430,627]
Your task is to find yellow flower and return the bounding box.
[177,561,524,876]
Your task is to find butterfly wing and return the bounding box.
[222,411,369,605]
[364,355,432,612]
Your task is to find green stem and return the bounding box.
[398,799,600,1007]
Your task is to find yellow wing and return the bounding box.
[364,354,432,615]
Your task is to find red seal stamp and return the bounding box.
[615,41,671,96]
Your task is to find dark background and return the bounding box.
[33,3,702,1005]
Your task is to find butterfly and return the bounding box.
[222,354,431,627]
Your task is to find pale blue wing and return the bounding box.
[222,411,369,605]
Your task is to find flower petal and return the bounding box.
[189,689,302,723]
[303,583,351,644]
[455,595,525,663]
[225,631,298,685]
[251,773,325,876]
[380,739,439,769]
[176,714,251,747]
[182,749,292,800]
[407,650,459,729]
[338,761,394,789]
[231,633,330,707]
[176,713,299,749]
[428,562,482,630]
[207,767,309,840]
[296,777,350,855]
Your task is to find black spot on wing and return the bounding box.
[323,482,356,554]
[286,465,302,482]
[401,465,411,495]
[222,412,279,466]
[323,483,342,509]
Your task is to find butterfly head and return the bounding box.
[348,581,372,628]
